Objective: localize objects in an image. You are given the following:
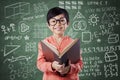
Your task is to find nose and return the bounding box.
[56,20,61,25]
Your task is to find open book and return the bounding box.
[40,38,80,66]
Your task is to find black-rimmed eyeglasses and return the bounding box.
[49,17,67,26]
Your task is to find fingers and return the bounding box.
[52,61,64,71]
[59,65,70,74]
[52,61,71,75]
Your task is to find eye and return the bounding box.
[60,19,65,22]
[52,20,56,23]
[60,18,66,23]
[50,19,56,23]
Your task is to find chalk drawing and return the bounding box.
[105,51,118,62]
[104,63,118,77]
[4,54,35,63]
[4,44,20,57]
[88,14,99,26]
[24,35,29,40]
[108,34,119,44]
[4,2,30,18]
[82,31,92,43]
[18,21,30,34]
[73,11,85,20]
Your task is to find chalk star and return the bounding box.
[24,35,29,40]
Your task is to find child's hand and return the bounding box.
[52,61,64,71]
[58,60,71,75]
[59,65,70,75]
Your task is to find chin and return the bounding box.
[56,32,64,35]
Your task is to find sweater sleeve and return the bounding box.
[36,42,55,72]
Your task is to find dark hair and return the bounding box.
[47,7,69,24]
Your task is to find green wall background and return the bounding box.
[0,0,120,80]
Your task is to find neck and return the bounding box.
[53,34,64,39]
[53,34,65,44]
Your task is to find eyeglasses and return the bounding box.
[49,17,67,26]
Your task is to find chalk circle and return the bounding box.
[72,20,87,31]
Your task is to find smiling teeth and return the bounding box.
[55,27,62,30]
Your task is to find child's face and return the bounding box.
[48,14,69,36]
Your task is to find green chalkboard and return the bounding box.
[0,0,120,80]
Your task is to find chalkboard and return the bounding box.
[0,0,120,80]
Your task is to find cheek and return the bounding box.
[49,26,54,31]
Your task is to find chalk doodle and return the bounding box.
[18,21,30,34]
[108,34,119,44]
[1,23,16,34]
[80,56,102,77]
[87,1,108,6]
[72,11,87,31]
[8,60,37,80]
[109,11,119,22]
[4,35,22,40]
[101,12,111,24]
[33,2,48,14]
[88,14,99,26]
[4,44,20,57]
[82,31,92,43]
[59,0,83,10]
[73,11,85,20]
[4,54,35,63]
[0,0,120,80]
[105,51,118,62]
[25,42,37,52]
[24,35,30,40]
[4,2,30,18]
[72,20,87,31]
[104,63,118,77]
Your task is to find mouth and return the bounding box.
[54,27,63,31]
